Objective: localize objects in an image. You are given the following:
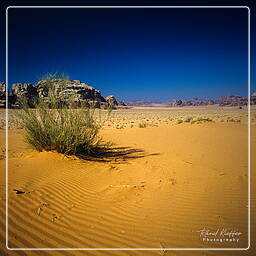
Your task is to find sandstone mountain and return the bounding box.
[36,79,106,102]
[0,79,125,108]
[35,79,107,108]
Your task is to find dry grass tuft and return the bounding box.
[138,120,147,128]
[16,75,110,156]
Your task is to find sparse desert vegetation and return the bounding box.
[1,105,255,130]
[138,120,147,128]
[183,116,193,122]
[18,105,105,156]
[16,78,110,156]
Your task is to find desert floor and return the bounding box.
[0,106,255,256]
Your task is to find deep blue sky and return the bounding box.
[6,7,249,100]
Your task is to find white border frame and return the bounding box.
[5,5,251,251]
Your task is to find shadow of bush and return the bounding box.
[76,146,160,163]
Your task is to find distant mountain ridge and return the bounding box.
[1,80,255,108]
[124,100,165,107]
[125,94,256,107]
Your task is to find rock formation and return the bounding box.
[0,79,124,108]
[0,82,17,108]
[12,83,38,107]
[126,95,256,107]
[251,93,256,105]
[218,95,248,106]
[0,82,6,107]
[106,95,118,106]
[117,101,126,106]
[35,79,106,107]
[105,96,127,107]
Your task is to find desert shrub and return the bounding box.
[115,124,124,129]
[138,120,147,128]
[176,119,183,124]
[184,116,193,122]
[227,118,241,123]
[195,117,213,122]
[17,75,109,156]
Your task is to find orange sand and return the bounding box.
[0,120,255,256]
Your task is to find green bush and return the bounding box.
[193,117,213,122]
[227,118,241,122]
[184,116,193,122]
[138,120,147,128]
[176,119,183,124]
[17,75,109,156]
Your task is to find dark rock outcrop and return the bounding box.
[105,96,127,108]
[117,101,127,106]
[0,82,17,108]
[0,82,6,107]
[167,95,256,107]
[35,79,106,106]
[126,94,256,107]
[218,95,247,106]
[106,95,118,106]
[168,99,183,107]
[251,93,256,105]
[167,98,215,107]
[12,83,38,107]
[3,79,124,108]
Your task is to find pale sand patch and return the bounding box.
[2,105,256,129]
[0,117,255,256]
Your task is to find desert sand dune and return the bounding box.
[0,108,255,256]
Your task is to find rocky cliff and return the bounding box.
[0,79,124,108]
[35,79,107,107]
[36,79,106,102]
[0,82,6,107]
[12,83,38,107]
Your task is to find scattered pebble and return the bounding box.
[13,189,25,194]
[37,207,42,216]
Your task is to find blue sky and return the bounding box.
[4,7,250,101]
